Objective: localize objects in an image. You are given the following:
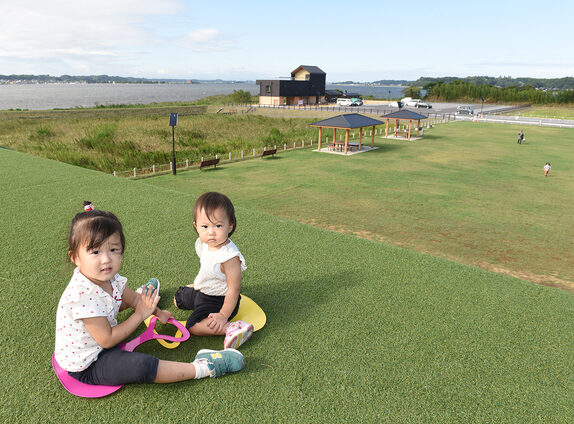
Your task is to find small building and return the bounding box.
[325,89,342,103]
[256,65,326,106]
[380,109,428,140]
[310,113,384,154]
[324,90,362,103]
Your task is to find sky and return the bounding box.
[1,0,573,82]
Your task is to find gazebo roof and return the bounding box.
[380,110,428,120]
[310,113,384,129]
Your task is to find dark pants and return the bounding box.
[69,346,159,386]
[174,286,240,329]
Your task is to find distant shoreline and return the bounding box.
[328,83,407,87]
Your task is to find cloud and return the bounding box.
[0,0,183,67]
[177,28,235,52]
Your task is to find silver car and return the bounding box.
[456,106,474,115]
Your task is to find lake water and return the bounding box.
[0,83,407,110]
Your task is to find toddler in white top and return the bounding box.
[174,192,254,349]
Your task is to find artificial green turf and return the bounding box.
[2,148,574,423]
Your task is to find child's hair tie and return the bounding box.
[83,201,94,212]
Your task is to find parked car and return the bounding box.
[350,98,363,106]
[401,97,431,108]
[401,97,415,106]
[456,106,474,115]
[336,98,353,106]
[415,101,432,109]
[384,101,404,108]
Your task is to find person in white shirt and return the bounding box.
[544,162,551,177]
[174,192,254,349]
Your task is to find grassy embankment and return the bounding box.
[516,105,574,120]
[0,96,445,176]
[3,147,574,422]
[0,102,318,174]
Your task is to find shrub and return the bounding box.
[29,126,56,142]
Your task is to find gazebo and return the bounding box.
[380,109,428,140]
[310,113,384,154]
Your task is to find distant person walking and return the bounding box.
[544,162,551,177]
[517,130,524,144]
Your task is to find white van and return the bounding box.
[336,98,353,106]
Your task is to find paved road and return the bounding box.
[255,103,574,128]
[353,102,574,128]
[452,112,574,128]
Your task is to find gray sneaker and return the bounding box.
[194,349,245,377]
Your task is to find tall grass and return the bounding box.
[0,108,318,173]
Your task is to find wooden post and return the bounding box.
[385,119,389,136]
[359,128,363,150]
[318,127,322,150]
[408,120,412,139]
[416,120,420,137]
[334,128,337,147]
[371,125,375,147]
[345,129,349,154]
[395,119,399,136]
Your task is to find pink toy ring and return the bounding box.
[52,316,190,398]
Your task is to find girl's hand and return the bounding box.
[207,312,228,333]
[135,287,160,320]
[155,309,173,325]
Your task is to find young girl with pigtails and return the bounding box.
[55,205,245,386]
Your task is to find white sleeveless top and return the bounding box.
[193,238,246,296]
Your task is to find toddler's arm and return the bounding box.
[82,289,159,348]
[208,256,242,331]
[122,286,173,324]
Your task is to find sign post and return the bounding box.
[169,113,178,175]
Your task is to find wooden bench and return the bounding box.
[199,158,219,170]
[394,131,410,138]
[261,148,277,158]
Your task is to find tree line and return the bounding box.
[415,76,574,91]
[420,80,574,104]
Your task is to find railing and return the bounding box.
[113,140,315,178]
[229,103,455,120]
[485,104,531,115]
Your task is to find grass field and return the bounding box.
[144,121,574,290]
[3,123,574,422]
[518,105,574,120]
[0,106,318,173]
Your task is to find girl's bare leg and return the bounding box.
[189,318,228,336]
[154,360,197,383]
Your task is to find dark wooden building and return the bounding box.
[256,65,326,106]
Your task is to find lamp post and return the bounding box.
[480,97,485,116]
[169,113,178,175]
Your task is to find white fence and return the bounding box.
[113,140,314,178]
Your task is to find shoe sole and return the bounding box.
[224,324,254,349]
[137,280,160,300]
